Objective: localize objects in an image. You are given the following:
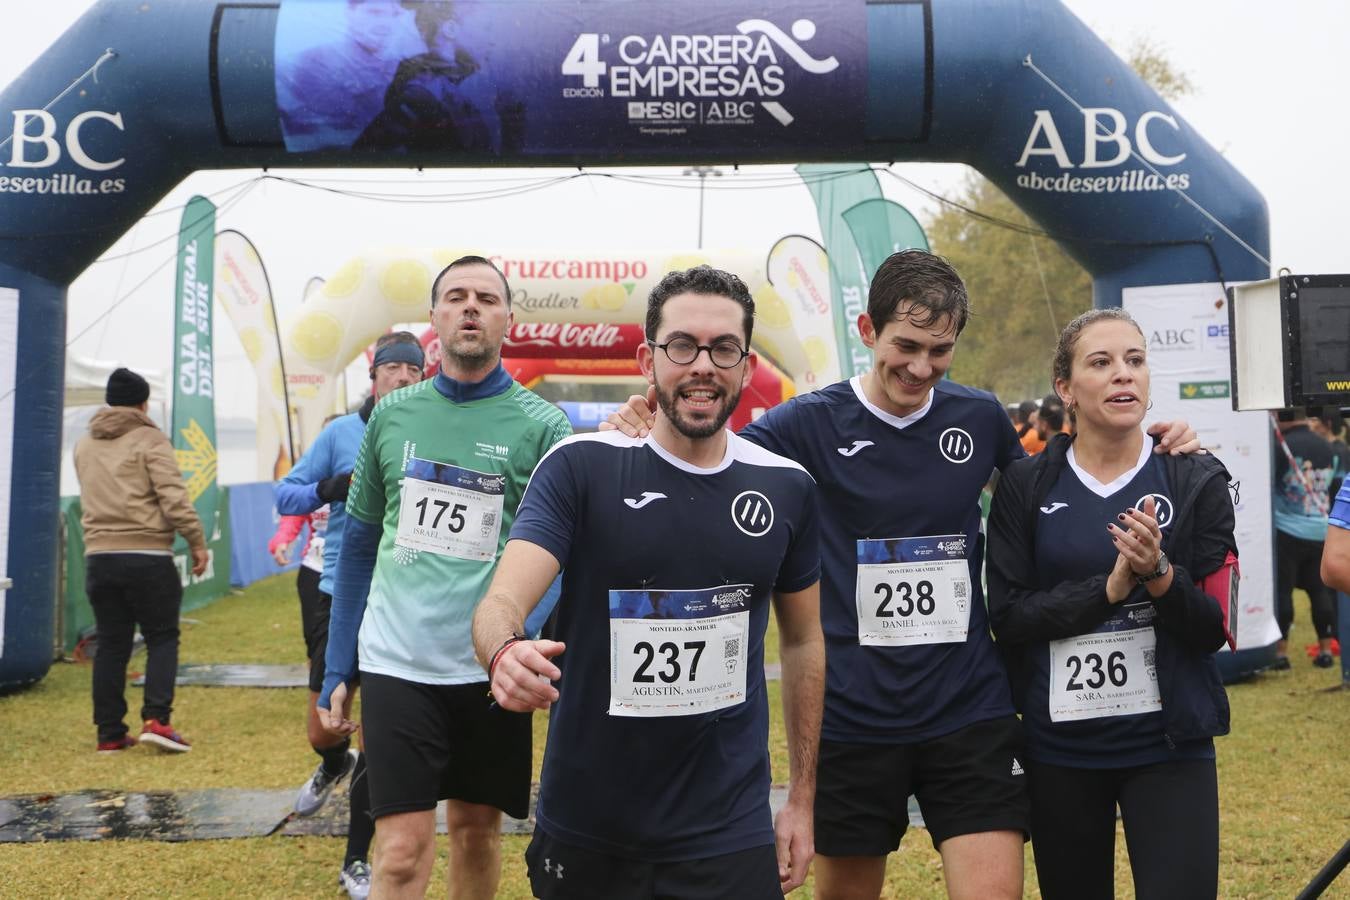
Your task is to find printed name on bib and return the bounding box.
[1048,602,1160,722]
[855,535,971,646]
[608,584,752,718]
[395,457,505,562]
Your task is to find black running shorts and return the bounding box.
[359,672,532,820]
[525,828,782,900]
[815,714,1030,854]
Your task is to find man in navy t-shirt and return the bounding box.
[473,265,825,899]
[606,250,1199,899]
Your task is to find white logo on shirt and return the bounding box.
[732,490,774,537]
[1039,502,1069,515]
[837,440,875,457]
[543,858,564,880]
[1134,493,1174,528]
[1011,757,1024,776]
[939,427,974,464]
[624,492,667,509]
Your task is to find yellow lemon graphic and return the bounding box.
[581,283,629,311]
[238,327,264,363]
[382,259,431,308]
[323,260,365,298]
[786,268,801,289]
[754,284,792,329]
[803,337,830,375]
[292,311,344,363]
[664,254,708,272]
[432,248,473,268]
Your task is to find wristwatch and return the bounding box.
[1136,551,1170,584]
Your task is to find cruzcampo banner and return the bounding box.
[172,196,219,541]
[798,164,881,378]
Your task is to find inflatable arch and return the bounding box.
[0,0,1268,685]
[279,245,834,450]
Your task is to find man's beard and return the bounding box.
[441,333,497,371]
[655,378,742,439]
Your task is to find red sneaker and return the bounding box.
[138,720,191,753]
[96,735,138,754]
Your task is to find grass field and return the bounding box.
[1,573,1347,898]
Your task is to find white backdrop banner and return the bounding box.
[1124,283,1279,651]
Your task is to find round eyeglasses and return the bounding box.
[648,338,749,369]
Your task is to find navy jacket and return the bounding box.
[987,434,1234,748]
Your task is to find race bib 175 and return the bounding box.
[395,458,505,562]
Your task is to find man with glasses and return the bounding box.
[604,251,1200,899]
[473,265,825,899]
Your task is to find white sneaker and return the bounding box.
[339,859,372,900]
[293,748,356,816]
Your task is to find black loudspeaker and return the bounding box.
[1228,274,1350,411]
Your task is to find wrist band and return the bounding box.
[488,632,527,679]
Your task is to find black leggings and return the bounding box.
[1276,531,1338,639]
[1026,758,1218,900]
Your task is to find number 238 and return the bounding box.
[874,580,936,617]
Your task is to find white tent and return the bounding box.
[63,355,167,409]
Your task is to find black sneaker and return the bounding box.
[1271,656,1292,671]
[1313,652,1335,669]
[294,748,357,816]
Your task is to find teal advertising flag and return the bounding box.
[797,165,883,378]
[841,198,929,278]
[171,196,219,544]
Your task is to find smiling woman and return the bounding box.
[986,307,1240,900]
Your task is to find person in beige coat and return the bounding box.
[73,368,208,753]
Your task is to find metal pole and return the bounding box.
[697,173,705,249]
[682,166,721,250]
[1295,839,1350,900]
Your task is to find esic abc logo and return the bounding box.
[732,490,774,537]
[939,428,974,464]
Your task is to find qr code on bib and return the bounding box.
[953,582,967,599]
[723,637,741,659]
[1143,647,1156,668]
[482,512,496,527]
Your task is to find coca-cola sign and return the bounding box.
[503,322,645,359]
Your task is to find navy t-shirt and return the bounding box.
[510,430,819,861]
[742,377,1021,743]
[1025,440,1214,768]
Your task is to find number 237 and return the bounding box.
[633,641,706,684]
